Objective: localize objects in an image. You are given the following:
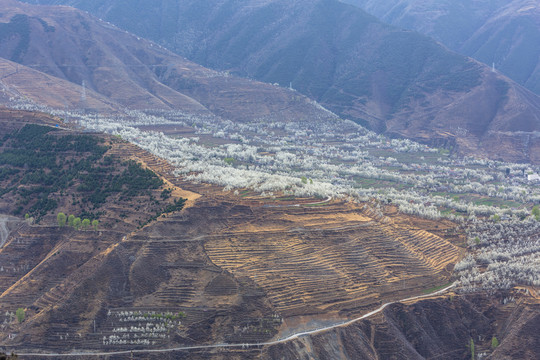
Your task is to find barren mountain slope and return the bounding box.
[267,295,540,360]
[0,58,119,110]
[15,0,540,163]
[0,0,331,124]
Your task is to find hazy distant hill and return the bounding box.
[15,0,490,130]
[342,0,540,95]
[0,0,330,123]
[15,0,540,162]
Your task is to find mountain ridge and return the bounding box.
[12,0,540,163]
[0,110,464,357]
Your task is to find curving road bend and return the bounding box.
[17,283,455,358]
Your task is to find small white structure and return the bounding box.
[527,173,540,182]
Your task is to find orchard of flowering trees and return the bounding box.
[6,95,540,294]
[9,96,540,220]
[454,219,540,293]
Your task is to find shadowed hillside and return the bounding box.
[266,294,540,360]
[343,0,540,95]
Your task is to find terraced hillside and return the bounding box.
[205,202,460,317]
[267,293,540,359]
[0,127,167,226]
[0,110,468,357]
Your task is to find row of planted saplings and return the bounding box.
[54,212,99,230]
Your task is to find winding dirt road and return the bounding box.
[16,283,455,358]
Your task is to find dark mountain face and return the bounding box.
[14,0,540,163]
[342,0,540,95]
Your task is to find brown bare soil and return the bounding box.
[204,200,460,318]
[0,59,118,111]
